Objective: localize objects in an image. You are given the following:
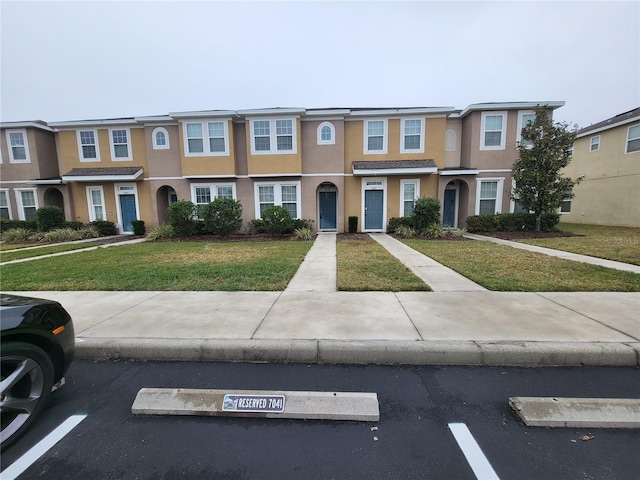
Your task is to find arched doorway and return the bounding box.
[317,182,338,230]
[44,188,64,210]
[156,185,177,224]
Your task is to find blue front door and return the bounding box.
[319,191,337,229]
[443,189,456,227]
[364,190,384,230]
[119,194,136,232]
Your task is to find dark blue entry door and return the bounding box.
[319,191,337,229]
[443,189,456,227]
[364,190,384,230]
[119,194,136,232]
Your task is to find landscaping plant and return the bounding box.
[202,198,243,237]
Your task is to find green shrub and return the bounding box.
[348,216,358,233]
[41,228,84,243]
[90,220,117,236]
[1,219,37,232]
[261,206,293,235]
[36,206,65,232]
[2,228,34,243]
[294,227,313,240]
[292,218,313,230]
[64,221,84,230]
[421,223,446,239]
[387,216,414,233]
[168,200,197,237]
[412,198,441,230]
[146,224,174,241]
[131,220,146,236]
[248,218,266,234]
[540,212,561,231]
[395,225,416,238]
[201,198,243,237]
[466,215,497,232]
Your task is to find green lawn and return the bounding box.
[403,239,640,292]
[337,239,429,291]
[0,241,312,291]
[1,242,102,263]
[519,223,640,265]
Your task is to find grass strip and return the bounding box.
[403,239,640,292]
[0,243,102,263]
[337,239,429,291]
[518,223,640,266]
[0,241,312,291]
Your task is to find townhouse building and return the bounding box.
[561,108,640,227]
[0,101,565,233]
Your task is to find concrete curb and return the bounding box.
[75,338,640,367]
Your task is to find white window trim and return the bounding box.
[190,182,237,203]
[152,127,170,150]
[249,117,298,155]
[400,118,425,153]
[626,124,640,154]
[480,111,507,151]
[6,129,31,163]
[76,129,101,162]
[109,128,133,161]
[590,135,600,152]
[361,177,387,232]
[183,120,230,157]
[475,177,505,215]
[400,179,420,217]
[364,119,388,155]
[0,189,12,220]
[516,110,536,146]
[86,186,106,222]
[317,121,335,145]
[15,188,38,220]
[114,183,140,232]
[253,181,301,219]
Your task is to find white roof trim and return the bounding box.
[576,116,640,138]
[248,173,302,178]
[237,108,306,116]
[169,110,237,119]
[348,107,455,117]
[183,174,237,179]
[439,169,480,176]
[49,119,139,128]
[459,101,565,117]
[0,121,55,132]
[25,179,64,185]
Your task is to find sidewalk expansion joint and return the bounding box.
[394,292,424,341]
[249,291,283,339]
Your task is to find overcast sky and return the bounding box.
[1,1,638,128]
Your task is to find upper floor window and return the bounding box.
[6,129,30,163]
[78,130,100,161]
[400,118,424,153]
[480,112,507,150]
[517,111,536,147]
[184,121,229,156]
[317,122,335,145]
[152,127,170,150]
[16,189,38,221]
[0,190,11,220]
[626,124,640,153]
[110,128,132,160]
[364,119,387,154]
[445,129,456,151]
[590,135,600,151]
[250,118,297,155]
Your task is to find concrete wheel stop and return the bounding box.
[132,388,380,422]
[509,397,640,428]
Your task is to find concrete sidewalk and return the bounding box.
[3,232,640,367]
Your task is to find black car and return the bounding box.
[1,294,75,449]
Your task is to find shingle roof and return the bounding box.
[577,107,640,135]
[62,167,143,177]
[352,160,437,170]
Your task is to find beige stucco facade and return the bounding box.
[561,112,640,227]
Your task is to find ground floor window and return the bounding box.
[560,188,573,213]
[476,179,504,215]
[0,190,10,220]
[86,187,105,221]
[400,179,419,217]
[190,183,237,217]
[16,189,38,221]
[254,181,301,219]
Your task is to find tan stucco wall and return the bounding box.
[301,120,344,174]
[145,125,182,177]
[0,129,43,181]
[561,123,640,226]
[444,119,462,169]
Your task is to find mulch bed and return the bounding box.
[474,231,583,240]
[154,233,303,243]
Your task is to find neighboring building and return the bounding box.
[0,101,567,233]
[0,121,67,222]
[562,108,640,227]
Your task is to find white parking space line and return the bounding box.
[1,414,87,480]
[448,422,500,480]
